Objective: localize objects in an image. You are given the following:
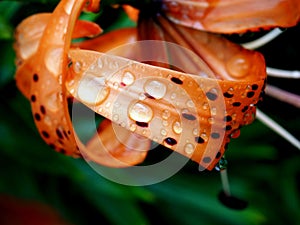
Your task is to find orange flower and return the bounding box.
[14,0,300,172]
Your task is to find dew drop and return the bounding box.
[129,123,137,132]
[162,110,171,120]
[186,100,195,108]
[208,117,215,124]
[77,75,110,105]
[173,121,182,134]
[128,101,153,123]
[144,80,167,99]
[202,102,209,110]
[122,71,135,86]
[226,54,250,78]
[163,120,169,127]
[45,48,62,76]
[193,128,199,136]
[161,129,167,136]
[170,93,177,100]
[184,143,195,155]
[74,61,82,73]
[210,107,217,116]
[112,114,119,122]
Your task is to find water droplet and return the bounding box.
[201,133,208,141]
[186,100,195,108]
[202,102,209,110]
[113,114,119,122]
[208,117,215,124]
[193,128,199,136]
[226,54,250,78]
[210,107,217,116]
[77,75,110,105]
[129,123,137,132]
[144,80,167,99]
[173,121,182,134]
[74,61,82,74]
[161,129,167,136]
[163,120,169,126]
[184,143,195,155]
[113,82,119,89]
[46,92,60,112]
[170,93,177,100]
[122,71,135,86]
[162,110,171,120]
[139,93,146,100]
[128,101,153,123]
[45,48,62,76]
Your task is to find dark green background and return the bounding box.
[0,1,299,224]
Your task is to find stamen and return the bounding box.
[267,67,300,79]
[241,28,283,49]
[256,109,300,150]
[220,168,231,196]
[265,85,300,108]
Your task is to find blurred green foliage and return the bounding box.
[0,1,299,225]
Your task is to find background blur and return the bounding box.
[0,1,299,224]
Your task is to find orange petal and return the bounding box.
[66,44,265,170]
[72,20,102,39]
[162,0,300,33]
[84,119,149,167]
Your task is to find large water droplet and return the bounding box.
[184,143,195,155]
[122,71,135,86]
[45,48,63,76]
[173,121,182,134]
[77,75,109,105]
[144,80,167,99]
[162,110,171,120]
[226,54,250,79]
[128,101,153,123]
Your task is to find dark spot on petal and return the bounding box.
[68,130,71,135]
[211,132,220,139]
[34,113,41,121]
[246,91,255,98]
[242,106,249,113]
[232,102,241,107]
[171,77,183,85]
[195,136,205,144]
[144,93,155,99]
[224,92,234,98]
[42,131,50,138]
[136,121,148,127]
[63,130,69,139]
[206,91,218,101]
[225,125,232,131]
[56,129,64,139]
[224,115,232,122]
[182,113,196,121]
[59,149,66,154]
[164,137,177,146]
[202,156,212,163]
[30,95,36,102]
[215,151,222,159]
[252,84,258,90]
[40,105,46,115]
[33,73,39,82]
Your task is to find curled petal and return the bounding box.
[162,0,300,33]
